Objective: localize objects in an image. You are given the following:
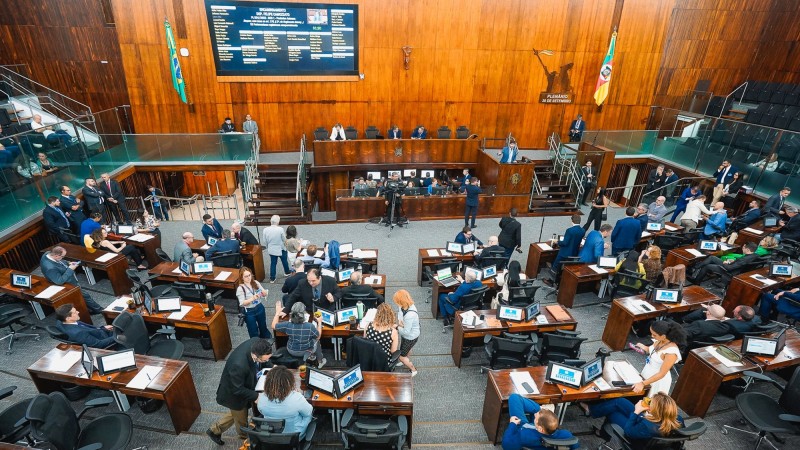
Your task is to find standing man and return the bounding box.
[681,194,712,231]
[242,114,260,150]
[82,178,106,219]
[59,186,85,230]
[569,114,585,142]
[261,214,290,283]
[40,246,104,314]
[552,214,584,272]
[174,232,203,265]
[763,187,791,218]
[207,338,273,446]
[231,222,259,245]
[712,160,737,204]
[498,208,522,258]
[644,165,665,203]
[284,268,341,314]
[662,169,679,197]
[220,117,235,133]
[201,214,224,241]
[498,139,519,163]
[670,185,699,223]
[580,161,596,205]
[461,177,481,229]
[579,224,613,263]
[145,185,169,221]
[99,173,130,224]
[647,196,668,223]
[43,196,71,242]
[610,207,642,256]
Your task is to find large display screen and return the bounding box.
[204,1,359,76]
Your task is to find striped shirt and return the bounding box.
[275,322,319,353]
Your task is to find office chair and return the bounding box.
[0,386,32,444]
[210,252,243,269]
[25,391,132,450]
[341,258,372,274]
[721,367,800,448]
[364,126,379,140]
[653,233,684,256]
[155,247,172,262]
[270,346,308,369]
[600,421,707,450]
[126,269,172,298]
[242,416,317,450]
[481,332,536,373]
[170,281,223,303]
[437,126,451,139]
[0,304,39,354]
[609,270,649,299]
[538,435,581,449]
[313,127,328,141]
[455,126,470,139]
[344,126,358,140]
[433,258,461,274]
[303,263,322,273]
[340,293,379,310]
[340,408,408,450]
[680,229,703,246]
[345,336,390,372]
[444,285,488,316]
[112,311,184,359]
[531,330,587,365]
[505,281,540,306]
[480,256,509,271]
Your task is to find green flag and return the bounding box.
[164,19,187,103]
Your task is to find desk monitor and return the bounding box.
[598,257,617,269]
[307,367,336,396]
[339,242,354,254]
[770,263,792,278]
[421,170,434,178]
[116,224,135,236]
[179,260,191,276]
[316,307,335,327]
[335,364,364,398]
[446,241,463,254]
[742,329,787,357]
[10,273,31,289]
[524,302,540,321]
[463,242,476,253]
[464,266,483,281]
[155,297,182,313]
[141,290,153,315]
[388,170,402,178]
[653,288,681,304]
[366,171,381,181]
[545,361,583,389]
[207,237,218,246]
[96,349,137,376]
[699,240,718,251]
[405,187,420,196]
[482,265,498,279]
[336,307,358,325]
[497,305,525,322]
[764,216,779,228]
[431,186,446,195]
[321,268,336,279]
[193,261,214,274]
[646,222,663,231]
[402,169,415,177]
[81,344,95,378]
[338,268,355,283]
[582,357,604,384]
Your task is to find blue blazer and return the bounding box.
[447,280,483,306]
[43,206,70,236]
[202,218,224,241]
[454,232,483,246]
[205,238,242,259]
[611,217,642,254]
[411,128,427,139]
[60,195,86,224]
[738,207,761,226]
[40,252,79,285]
[579,231,605,263]
[388,128,402,139]
[704,211,727,235]
[713,166,737,185]
[637,215,649,233]
[56,321,115,348]
[461,184,481,206]
[676,187,695,209]
[500,145,517,163]
[554,225,584,267]
[762,194,785,217]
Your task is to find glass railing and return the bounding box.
[581,130,658,155]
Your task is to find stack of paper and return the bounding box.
[105,297,131,311]
[460,310,484,327]
[750,274,778,286]
[743,227,764,235]
[426,249,439,257]
[588,265,608,274]
[128,233,155,242]
[358,308,378,329]
[35,286,64,299]
[52,351,82,373]
[215,271,232,281]
[95,253,116,262]
[171,266,183,274]
[440,250,452,257]
[664,225,677,231]
[168,305,193,320]
[641,231,652,238]
[353,249,377,259]
[537,243,553,251]
[509,371,539,395]
[126,365,163,389]
[364,275,382,285]
[686,249,704,257]
[200,244,210,250]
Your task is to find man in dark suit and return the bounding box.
[474,235,504,266]
[498,208,522,258]
[763,187,791,217]
[779,206,800,242]
[759,287,800,323]
[635,204,650,232]
[682,304,732,344]
[689,241,759,284]
[341,271,384,304]
[201,214,224,241]
[460,177,481,229]
[205,229,241,260]
[410,126,427,139]
[59,185,85,230]
[43,196,71,242]
[207,337,273,445]
[40,246,104,314]
[438,271,483,327]
[231,222,259,246]
[283,268,342,314]
[580,161,596,204]
[568,114,585,142]
[82,178,106,219]
[552,214,584,271]
[682,304,759,337]
[388,125,402,140]
[730,200,761,232]
[712,160,737,204]
[99,173,130,224]
[281,259,307,303]
[644,164,665,202]
[54,303,115,347]
[610,207,642,255]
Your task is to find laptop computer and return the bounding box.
[435,267,460,287]
[598,256,617,269]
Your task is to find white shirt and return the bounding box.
[682,199,712,222]
[330,126,346,141]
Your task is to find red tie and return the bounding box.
[107,181,111,191]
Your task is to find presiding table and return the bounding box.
[0,268,91,323]
[44,243,133,296]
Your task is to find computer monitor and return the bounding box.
[420,170,434,178]
[652,288,681,304]
[405,187,420,196]
[316,307,335,327]
[10,273,31,289]
[445,241,463,254]
[699,240,718,251]
[464,266,483,281]
[336,307,358,325]
[116,224,135,236]
[321,268,336,278]
[463,242,475,253]
[770,263,792,278]
[497,305,525,322]
[155,297,182,313]
[524,302,540,321]
[764,216,779,228]
[582,357,604,384]
[545,361,583,389]
[339,242,353,254]
[337,268,355,283]
[307,367,336,396]
[402,169,415,177]
[482,265,498,279]
[436,267,453,281]
[431,186,446,195]
[741,329,787,357]
[335,364,364,398]
[81,344,95,378]
[363,188,378,197]
[179,260,191,276]
[193,261,214,274]
[366,171,381,181]
[598,257,617,269]
[646,222,663,231]
[141,289,152,315]
[388,170,402,178]
[96,349,137,376]
[207,237,218,246]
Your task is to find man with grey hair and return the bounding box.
[231,221,259,246]
[174,232,203,264]
[475,235,503,265]
[778,206,800,242]
[341,270,385,304]
[438,270,483,329]
[682,304,731,344]
[261,215,290,283]
[647,196,668,223]
[635,203,649,232]
[40,246,104,314]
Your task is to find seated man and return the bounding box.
[201,214,224,241]
[30,114,74,146]
[729,200,761,233]
[283,268,341,314]
[682,305,759,337]
[702,202,727,239]
[474,235,503,266]
[301,244,330,267]
[502,394,578,450]
[341,271,384,304]
[689,241,759,285]
[438,271,482,328]
[410,126,427,139]
[778,206,800,242]
[55,303,115,348]
[205,229,241,260]
[647,196,668,223]
[41,247,104,315]
[682,304,732,344]
[579,224,613,263]
[282,259,307,303]
[174,232,204,264]
[759,287,800,323]
[454,226,483,247]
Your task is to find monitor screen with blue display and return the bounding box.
[546,361,583,389]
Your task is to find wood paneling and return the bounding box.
[312,139,480,167]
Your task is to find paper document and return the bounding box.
[168,305,193,320]
[686,249,704,257]
[426,249,439,257]
[214,271,232,281]
[743,227,764,235]
[440,250,452,257]
[708,346,744,367]
[128,233,155,242]
[509,371,539,395]
[460,310,484,327]
[750,274,778,286]
[358,308,378,329]
[719,243,732,251]
[126,365,163,389]
[172,266,183,274]
[588,265,608,274]
[105,297,130,311]
[593,378,612,391]
[200,244,210,250]
[95,253,116,262]
[537,243,553,251]
[664,225,677,231]
[353,249,377,259]
[364,275,381,285]
[641,231,652,238]
[35,285,64,299]
[52,350,82,373]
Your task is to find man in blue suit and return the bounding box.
[460,178,482,228]
[762,187,791,217]
[552,215,584,270]
[498,139,519,163]
[59,186,86,230]
[702,202,727,239]
[201,214,224,241]
[410,126,427,139]
[43,196,71,242]
[41,246,104,314]
[611,207,641,256]
[712,160,737,204]
[438,271,483,328]
[205,229,242,260]
[759,287,800,323]
[731,200,761,232]
[55,303,115,348]
[579,224,612,263]
[635,204,649,232]
[388,125,402,139]
[569,114,586,142]
[670,185,699,223]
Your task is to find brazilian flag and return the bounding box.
[165,19,188,103]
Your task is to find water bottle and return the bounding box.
[356,301,364,320]
[206,292,215,311]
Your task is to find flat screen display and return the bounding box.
[307,367,336,395]
[482,265,497,279]
[316,307,335,327]
[646,222,663,231]
[337,268,354,283]
[205,1,359,77]
[321,268,336,278]
[194,261,214,274]
[155,297,182,313]
[97,349,137,375]
[598,257,617,269]
[116,225,135,235]
[699,240,718,251]
[546,361,583,388]
[338,242,353,254]
[525,302,540,321]
[207,237,218,246]
[463,242,475,253]
[10,273,31,288]
[446,241,462,253]
[770,263,792,277]
[464,266,482,281]
[497,305,524,322]
[336,307,357,324]
[179,260,191,276]
[653,289,680,304]
[335,364,363,396]
[582,357,603,384]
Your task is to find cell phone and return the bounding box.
[642,397,651,406]
[612,381,630,387]
[521,382,535,394]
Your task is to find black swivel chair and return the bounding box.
[444,285,488,314]
[170,281,223,303]
[340,293,379,310]
[437,126,452,139]
[538,435,581,450]
[0,304,39,354]
[653,233,684,255]
[313,127,328,141]
[601,421,707,450]
[505,281,540,306]
[364,126,379,139]
[345,336,392,372]
[344,127,358,140]
[126,269,172,298]
[242,416,317,450]
[455,126,470,139]
[481,332,536,373]
[609,270,649,299]
[25,392,132,450]
[304,263,322,273]
[155,247,172,262]
[532,330,587,365]
[112,311,184,359]
[340,408,408,450]
[210,251,243,269]
[480,256,509,271]
[341,258,372,274]
[0,386,32,444]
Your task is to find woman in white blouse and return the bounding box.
[393,289,420,377]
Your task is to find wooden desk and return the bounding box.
[451,308,577,367]
[338,273,387,296]
[46,243,133,296]
[664,243,741,269]
[108,231,162,268]
[0,268,91,323]
[148,262,241,291]
[737,219,780,247]
[28,344,201,434]
[525,243,557,278]
[482,367,638,444]
[601,286,720,351]
[340,249,379,273]
[313,138,478,167]
[557,264,616,308]
[431,276,498,319]
[721,267,800,316]
[672,328,800,417]
[101,300,232,361]
[335,194,531,222]
[416,248,475,286]
[190,239,265,282]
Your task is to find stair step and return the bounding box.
[248,199,299,206]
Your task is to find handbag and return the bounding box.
[601,210,608,221]
[238,307,246,327]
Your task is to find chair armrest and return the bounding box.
[483,334,493,344]
[155,328,175,336]
[556,329,581,337]
[0,385,17,401]
[77,397,115,418]
[304,417,318,442]
[607,423,631,445]
[211,290,225,300]
[340,408,355,427]
[778,413,800,423]
[13,417,28,428]
[742,371,786,390]
[710,334,735,343]
[397,415,408,434]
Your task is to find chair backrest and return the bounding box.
[170,281,206,301]
[613,270,649,298]
[155,248,172,262]
[642,421,707,449]
[540,332,587,363]
[341,294,379,310]
[480,256,509,271]
[455,126,470,139]
[344,127,357,140]
[507,283,538,306]
[341,411,407,450]
[44,325,73,344]
[211,252,243,269]
[540,435,580,450]
[25,392,80,450]
[243,417,301,450]
[346,336,389,371]
[341,258,371,274]
[778,365,800,416]
[313,129,328,141]
[112,311,151,354]
[365,126,379,139]
[460,285,488,311]
[487,335,534,370]
[434,258,461,274]
[437,127,451,139]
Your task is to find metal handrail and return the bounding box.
[604,175,709,208]
[719,81,748,117]
[0,65,92,117]
[297,134,307,217]
[547,133,583,208]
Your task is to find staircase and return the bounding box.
[529,160,580,214]
[245,164,309,226]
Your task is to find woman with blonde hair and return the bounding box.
[584,393,684,446]
[393,290,420,376]
[639,245,662,283]
[364,303,399,361]
[721,235,777,262]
